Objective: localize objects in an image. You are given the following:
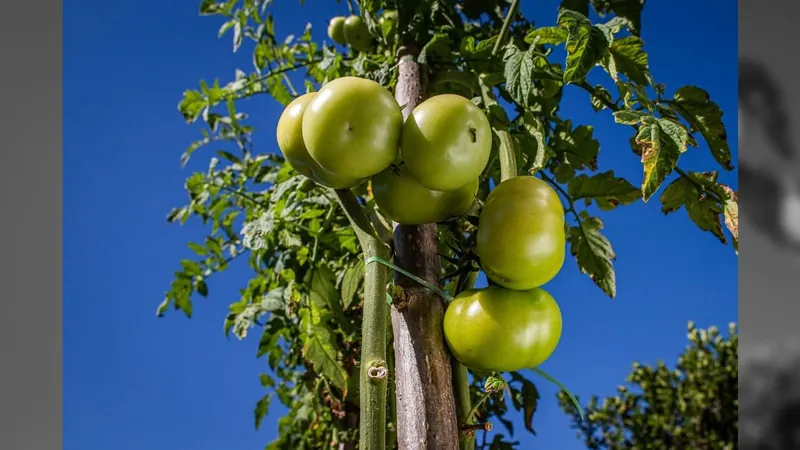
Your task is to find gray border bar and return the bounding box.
[0,0,64,448]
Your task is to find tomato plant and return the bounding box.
[444,286,563,372]
[477,176,566,290]
[276,93,362,189]
[302,76,403,180]
[166,0,737,448]
[371,164,477,225]
[401,94,492,191]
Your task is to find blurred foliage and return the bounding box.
[559,323,738,449]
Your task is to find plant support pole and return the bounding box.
[333,189,391,450]
[390,49,460,449]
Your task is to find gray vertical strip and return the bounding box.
[739,1,800,345]
[740,0,800,448]
[0,0,64,449]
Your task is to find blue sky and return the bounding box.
[64,1,737,449]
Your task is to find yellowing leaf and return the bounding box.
[568,217,616,298]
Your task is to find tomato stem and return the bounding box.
[453,270,480,450]
[332,188,391,450]
[491,0,522,57]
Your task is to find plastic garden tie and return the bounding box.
[532,367,585,421]
[365,256,454,302]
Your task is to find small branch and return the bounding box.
[453,270,479,450]
[332,188,390,450]
[465,392,490,424]
[539,171,582,224]
[491,0,522,56]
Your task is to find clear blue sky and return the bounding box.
[64,1,737,449]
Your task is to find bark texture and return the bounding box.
[390,49,460,450]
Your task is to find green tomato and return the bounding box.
[343,15,373,51]
[444,285,563,372]
[379,10,397,45]
[276,93,362,189]
[371,165,477,225]
[302,77,403,180]
[477,176,565,290]
[327,16,347,45]
[401,94,492,191]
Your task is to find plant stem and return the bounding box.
[491,0,521,56]
[497,128,519,182]
[453,270,479,450]
[332,188,390,450]
[478,74,518,182]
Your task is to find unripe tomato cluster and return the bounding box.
[327,11,397,51]
[275,76,487,225]
[445,176,566,373]
[275,74,566,374]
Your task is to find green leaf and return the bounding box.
[568,171,640,210]
[658,174,727,243]
[509,372,540,435]
[590,85,612,111]
[340,261,364,310]
[558,10,611,83]
[553,121,600,171]
[187,242,208,255]
[634,118,687,201]
[419,33,452,64]
[524,26,569,45]
[460,35,499,58]
[612,109,649,125]
[607,36,650,85]
[178,89,206,123]
[518,113,550,172]
[299,303,348,393]
[671,86,733,170]
[266,76,292,106]
[254,393,272,429]
[568,216,616,298]
[485,374,508,394]
[504,47,535,107]
[311,266,345,319]
[259,373,276,388]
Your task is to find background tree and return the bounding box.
[159,0,737,448]
[559,322,738,450]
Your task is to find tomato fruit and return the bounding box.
[477,176,565,290]
[343,16,372,51]
[327,17,347,45]
[444,286,562,372]
[401,94,492,191]
[302,77,403,180]
[372,165,477,225]
[276,93,361,189]
[379,10,397,45]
